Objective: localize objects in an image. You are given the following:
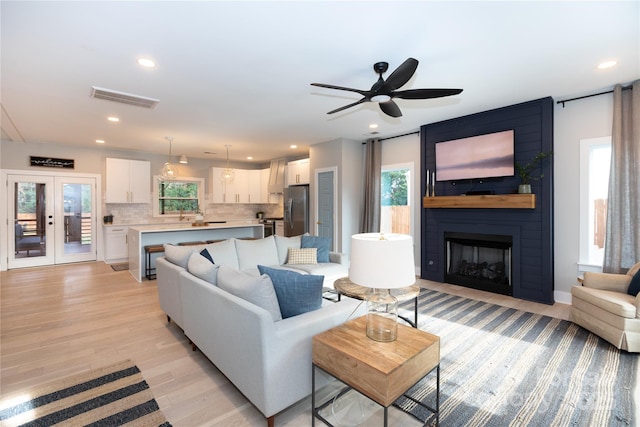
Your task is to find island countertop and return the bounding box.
[127,222,263,282]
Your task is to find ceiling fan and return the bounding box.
[311,58,463,118]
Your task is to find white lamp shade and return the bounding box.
[349,233,415,289]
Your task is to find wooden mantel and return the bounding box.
[423,194,536,209]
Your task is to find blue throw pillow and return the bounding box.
[627,271,640,297]
[257,265,323,318]
[200,248,214,264]
[301,235,331,263]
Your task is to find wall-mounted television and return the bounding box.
[435,130,515,181]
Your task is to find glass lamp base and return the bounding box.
[366,288,398,342]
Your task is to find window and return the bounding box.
[153,177,204,217]
[380,163,412,235]
[579,137,611,269]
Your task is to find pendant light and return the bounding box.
[161,136,178,180]
[221,144,234,183]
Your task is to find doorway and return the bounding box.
[7,173,98,269]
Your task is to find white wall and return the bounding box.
[553,95,613,303]
[380,132,421,274]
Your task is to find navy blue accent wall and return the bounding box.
[420,97,554,304]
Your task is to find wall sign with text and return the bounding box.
[30,156,75,169]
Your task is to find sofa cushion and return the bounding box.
[258,265,323,319]
[217,265,282,322]
[187,251,219,284]
[235,236,280,271]
[287,248,317,265]
[572,285,637,318]
[301,236,331,263]
[627,270,640,297]
[274,235,302,265]
[164,244,205,269]
[203,239,240,269]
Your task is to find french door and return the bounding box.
[8,174,97,269]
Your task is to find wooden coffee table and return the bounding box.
[312,316,440,426]
[334,277,421,327]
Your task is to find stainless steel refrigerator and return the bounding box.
[283,185,309,236]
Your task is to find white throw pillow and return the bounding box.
[202,239,240,269]
[217,265,283,322]
[187,251,219,284]
[164,244,205,269]
[274,235,302,265]
[287,247,317,265]
[235,236,280,271]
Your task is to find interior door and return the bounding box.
[317,170,335,250]
[8,175,97,269]
[8,175,55,268]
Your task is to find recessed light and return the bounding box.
[95,139,105,144]
[369,123,379,129]
[137,57,156,68]
[290,145,298,149]
[246,156,253,160]
[597,60,617,70]
[107,116,120,122]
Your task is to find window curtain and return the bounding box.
[360,139,381,233]
[603,80,640,273]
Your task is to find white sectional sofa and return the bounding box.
[156,235,364,427]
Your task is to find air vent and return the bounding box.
[90,86,160,109]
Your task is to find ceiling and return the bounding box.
[1,1,638,164]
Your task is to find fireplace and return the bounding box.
[445,232,512,296]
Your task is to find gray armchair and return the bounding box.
[570,262,640,352]
[15,223,44,256]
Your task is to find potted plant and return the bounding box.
[515,151,552,194]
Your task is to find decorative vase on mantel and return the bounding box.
[518,184,532,194]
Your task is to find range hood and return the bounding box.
[268,158,286,194]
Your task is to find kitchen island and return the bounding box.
[128,222,263,282]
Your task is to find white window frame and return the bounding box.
[578,136,611,273]
[380,162,414,236]
[152,176,205,218]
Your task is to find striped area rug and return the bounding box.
[395,289,638,426]
[0,359,171,427]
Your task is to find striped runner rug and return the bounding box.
[0,359,171,427]
[395,289,638,426]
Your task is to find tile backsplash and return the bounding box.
[104,202,283,225]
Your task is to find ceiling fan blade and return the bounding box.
[381,58,419,92]
[379,100,402,118]
[326,98,367,114]
[393,88,463,100]
[311,83,368,97]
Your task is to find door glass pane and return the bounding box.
[14,182,47,258]
[381,168,411,234]
[63,183,92,255]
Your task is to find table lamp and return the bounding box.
[349,233,416,342]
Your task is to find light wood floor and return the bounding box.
[0,262,571,426]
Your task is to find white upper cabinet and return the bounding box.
[211,167,272,204]
[287,158,310,186]
[105,158,150,203]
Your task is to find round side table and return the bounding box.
[334,277,421,327]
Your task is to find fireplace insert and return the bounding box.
[445,232,512,295]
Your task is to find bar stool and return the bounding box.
[144,244,165,280]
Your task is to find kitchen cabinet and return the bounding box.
[287,158,310,186]
[268,158,287,193]
[104,226,128,263]
[105,158,150,203]
[275,220,285,236]
[211,167,273,204]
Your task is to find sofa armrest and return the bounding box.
[583,271,632,293]
[635,294,640,318]
[329,251,349,266]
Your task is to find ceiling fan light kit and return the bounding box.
[311,57,463,118]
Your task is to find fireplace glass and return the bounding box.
[445,232,512,295]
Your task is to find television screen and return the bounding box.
[435,130,515,181]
